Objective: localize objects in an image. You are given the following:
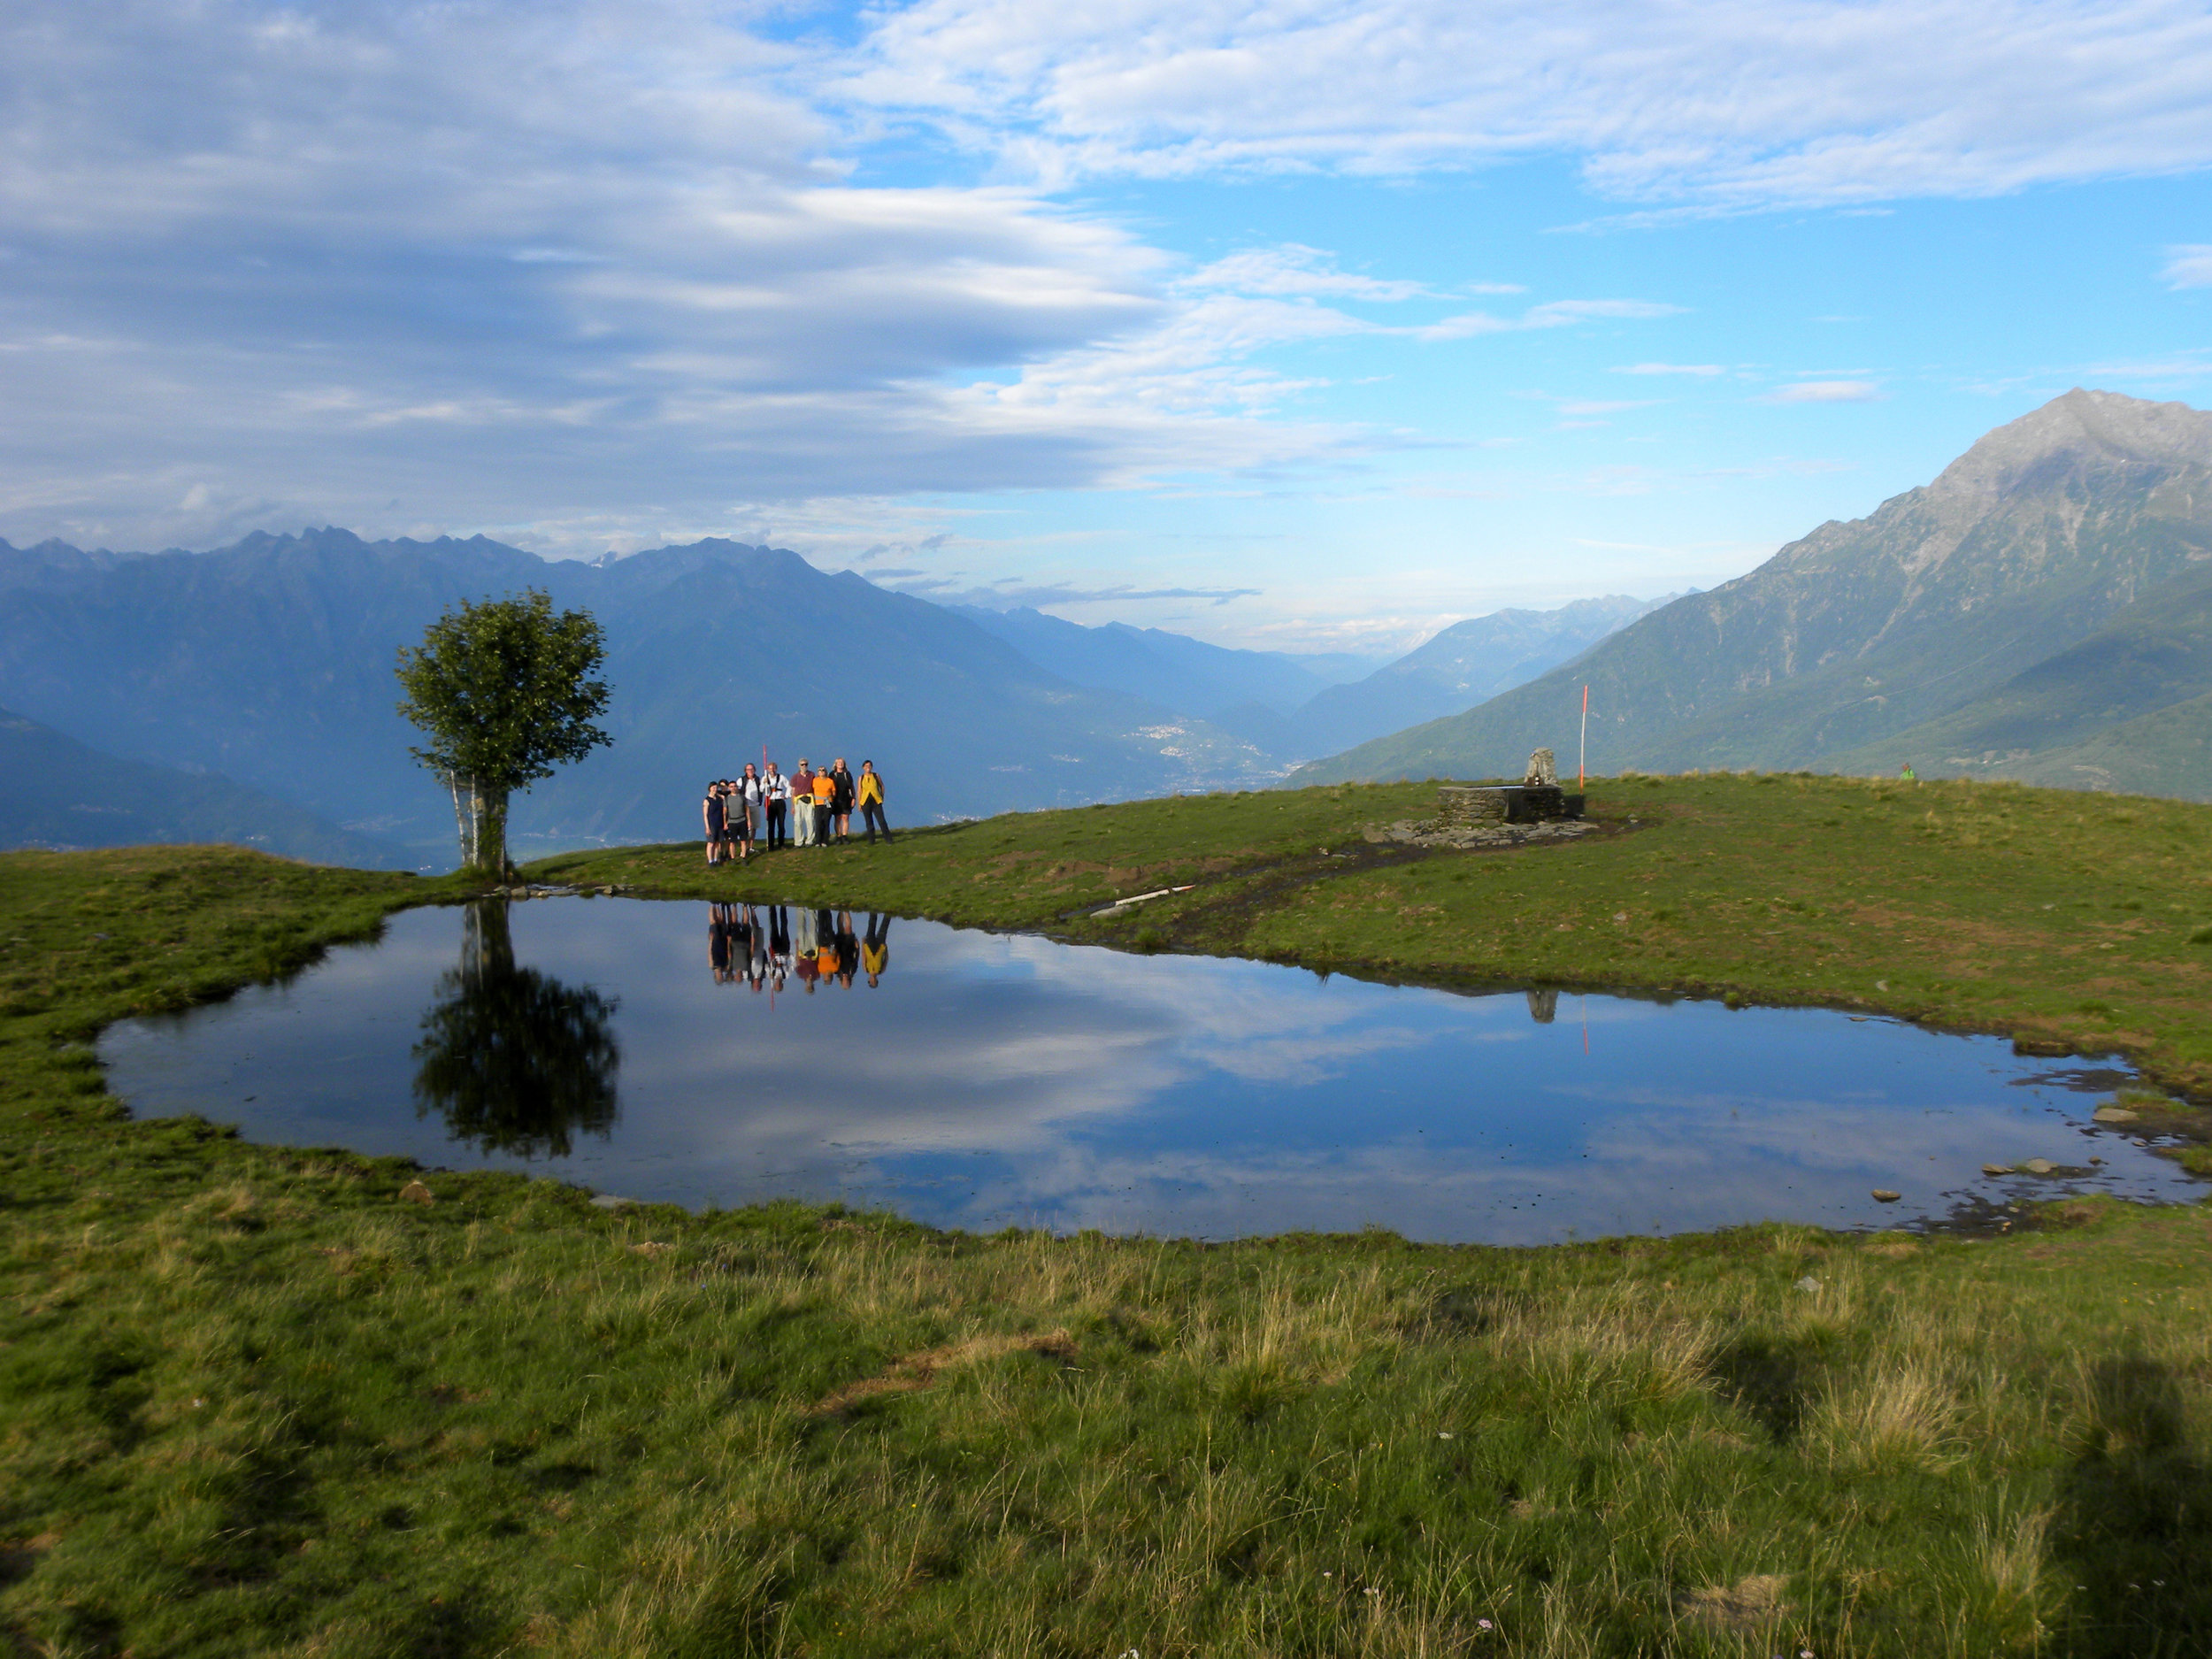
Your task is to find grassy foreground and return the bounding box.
[0,778,2206,1656]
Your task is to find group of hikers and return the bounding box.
[709,902,889,991]
[702,757,890,864]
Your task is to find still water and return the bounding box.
[99,898,2199,1244]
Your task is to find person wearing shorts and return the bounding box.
[702,780,726,865]
[733,764,762,861]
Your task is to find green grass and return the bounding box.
[3,778,2211,1656]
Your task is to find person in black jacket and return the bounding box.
[702,780,727,866]
[829,758,856,843]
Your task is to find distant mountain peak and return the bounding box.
[1292,387,2212,800]
[1932,388,2212,502]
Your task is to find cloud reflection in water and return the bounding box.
[98,898,2199,1243]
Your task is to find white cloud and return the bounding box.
[1417,297,1684,341]
[1615,362,1725,376]
[0,3,1711,553]
[1184,244,1435,301]
[1761,380,1886,403]
[0,0,1386,549]
[838,0,2212,208]
[2162,244,2212,288]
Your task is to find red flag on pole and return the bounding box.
[1578,685,1588,789]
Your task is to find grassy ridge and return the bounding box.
[2,781,2210,1655]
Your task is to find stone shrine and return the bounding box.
[1434,750,1584,826]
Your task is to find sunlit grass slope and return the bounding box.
[1,780,2208,1657]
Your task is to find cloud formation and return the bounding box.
[1,0,2207,565]
[841,0,2212,208]
[880,577,1265,609]
[1761,380,1886,403]
[2162,244,2212,288]
[0,1,1387,550]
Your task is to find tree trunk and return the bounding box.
[448,772,511,875]
[458,897,516,983]
[471,783,511,876]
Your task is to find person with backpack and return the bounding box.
[828,758,855,843]
[856,761,892,843]
[763,763,790,850]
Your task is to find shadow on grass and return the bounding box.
[1709,1333,1820,1443]
[2052,1355,2212,1656]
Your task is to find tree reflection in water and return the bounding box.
[411,901,620,1157]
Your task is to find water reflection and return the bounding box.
[714,904,894,994]
[411,901,620,1158]
[97,898,2203,1244]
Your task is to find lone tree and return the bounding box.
[396,589,611,873]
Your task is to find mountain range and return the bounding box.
[1294,389,2212,802]
[0,703,403,865]
[0,523,1652,864]
[31,385,2184,867]
[1285,595,1675,758]
[0,533,1291,861]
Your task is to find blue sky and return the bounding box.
[2,0,2209,651]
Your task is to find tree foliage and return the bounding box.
[396,588,611,791]
[396,589,611,870]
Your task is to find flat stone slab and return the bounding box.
[1364,818,1599,850]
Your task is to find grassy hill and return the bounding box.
[5,780,2211,1655]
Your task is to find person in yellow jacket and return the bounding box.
[862,912,890,986]
[856,759,893,843]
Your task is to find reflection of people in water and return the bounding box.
[413,900,619,1158]
[708,902,733,983]
[862,912,891,987]
[833,910,859,987]
[768,905,792,989]
[730,903,756,989]
[814,909,840,986]
[1525,988,1558,1024]
[792,904,820,992]
[743,904,770,991]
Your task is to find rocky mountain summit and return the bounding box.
[1294,389,2212,799]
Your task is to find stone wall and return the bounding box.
[1436,784,1583,826]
